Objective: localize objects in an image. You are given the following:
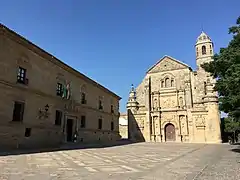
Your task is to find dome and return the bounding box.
[196,31,212,45]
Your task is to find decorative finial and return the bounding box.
[201,24,204,32]
[131,84,134,91]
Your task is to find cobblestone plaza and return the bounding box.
[0,142,239,180]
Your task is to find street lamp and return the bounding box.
[45,104,49,112]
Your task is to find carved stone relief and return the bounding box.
[161,114,175,122]
[162,98,176,108]
[17,53,31,68]
[137,119,144,128]
[56,73,65,82]
[194,115,206,127]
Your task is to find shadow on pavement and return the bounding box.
[230,143,240,153]
[230,148,240,153]
[0,139,139,157]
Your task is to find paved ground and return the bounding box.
[0,142,239,180]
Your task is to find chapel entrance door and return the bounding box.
[165,123,176,141]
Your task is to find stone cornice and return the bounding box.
[0,23,121,100]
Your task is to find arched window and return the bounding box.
[165,78,170,87]
[210,45,212,54]
[202,45,206,55]
[80,85,87,104]
[81,92,86,104]
[161,81,164,88]
[196,47,199,57]
[99,96,103,110]
[171,79,174,87]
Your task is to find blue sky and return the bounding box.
[1,0,239,112]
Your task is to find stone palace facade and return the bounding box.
[122,32,222,143]
[0,24,121,149]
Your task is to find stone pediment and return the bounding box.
[147,55,191,74]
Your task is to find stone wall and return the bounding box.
[0,24,121,149]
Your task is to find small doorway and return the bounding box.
[66,119,73,142]
[165,123,176,141]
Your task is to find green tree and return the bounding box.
[224,117,240,143]
[201,16,240,121]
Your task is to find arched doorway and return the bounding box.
[164,123,176,141]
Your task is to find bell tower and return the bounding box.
[195,31,214,69]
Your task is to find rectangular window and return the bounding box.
[81,93,87,104]
[25,128,31,137]
[17,67,28,84]
[55,110,62,125]
[111,105,114,113]
[12,101,25,122]
[56,83,63,96]
[111,121,114,131]
[99,100,103,110]
[80,116,86,128]
[98,119,102,129]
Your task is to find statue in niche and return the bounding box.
[179,97,184,108]
[180,116,186,135]
[154,98,158,110]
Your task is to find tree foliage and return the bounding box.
[224,117,240,133]
[201,16,240,120]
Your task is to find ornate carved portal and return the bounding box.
[164,123,176,141]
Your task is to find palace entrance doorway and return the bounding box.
[66,119,73,142]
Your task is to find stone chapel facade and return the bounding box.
[122,32,222,143]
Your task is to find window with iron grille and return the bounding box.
[99,100,103,110]
[56,83,63,96]
[111,121,114,131]
[17,67,27,84]
[81,92,87,104]
[12,101,25,122]
[111,105,114,113]
[80,116,86,128]
[25,128,31,137]
[98,118,102,129]
[55,110,62,125]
